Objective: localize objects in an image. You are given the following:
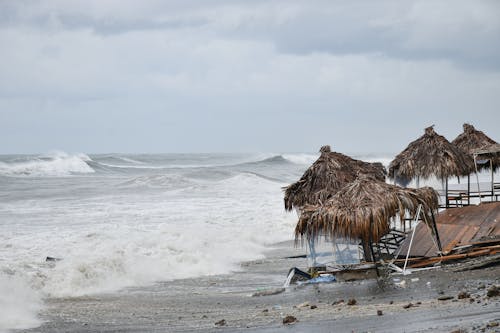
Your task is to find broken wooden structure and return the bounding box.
[394,202,500,269]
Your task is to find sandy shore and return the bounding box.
[19,241,500,333]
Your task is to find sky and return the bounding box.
[0,0,499,154]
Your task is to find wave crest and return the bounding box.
[0,151,95,177]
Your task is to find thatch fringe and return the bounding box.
[284,145,386,211]
[294,175,439,244]
[389,126,475,183]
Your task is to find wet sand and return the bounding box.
[20,241,500,333]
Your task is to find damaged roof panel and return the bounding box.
[398,202,500,258]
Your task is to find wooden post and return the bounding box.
[467,174,470,206]
[445,177,449,208]
[474,154,482,204]
[368,217,379,277]
[431,211,442,253]
[491,159,494,199]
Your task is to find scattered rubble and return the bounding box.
[214,319,226,327]
[283,315,297,325]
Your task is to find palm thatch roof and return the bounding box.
[388,126,475,184]
[295,175,439,244]
[284,145,386,211]
[452,123,498,171]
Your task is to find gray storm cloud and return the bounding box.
[0,0,499,153]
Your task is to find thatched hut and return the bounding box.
[388,126,475,188]
[284,145,386,212]
[295,175,440,262]
[452,123,498,172]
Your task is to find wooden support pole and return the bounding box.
[445,177,449,208]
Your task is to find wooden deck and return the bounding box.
[398,202,500,258]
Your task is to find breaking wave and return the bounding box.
[0,152,94,177]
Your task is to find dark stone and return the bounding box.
[310,305,317,309]
[403,303,413,309]
[389,300,394,305]
[283,315,297,325]
[377,310,383,316]
[347,299,357,306]
[486,285,499,297]
[457,291,470,299]
[262,309,268,313]
[332,299,344,305]
[215,319,226,326]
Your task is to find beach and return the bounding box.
[17,240,500,333]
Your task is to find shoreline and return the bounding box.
[18,241,500,333]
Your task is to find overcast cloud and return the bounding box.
[0,0,499,154]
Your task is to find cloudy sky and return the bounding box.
[0,0,499,154]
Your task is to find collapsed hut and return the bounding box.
[284,145,386,212]
[389,126,475,207]
[295,175,441,265]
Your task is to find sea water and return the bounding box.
[1,151,493,331]
[0,151,326,331]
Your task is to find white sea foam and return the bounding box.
[0,151,94,177]
[0,171,295,307]
[0,273,42,332]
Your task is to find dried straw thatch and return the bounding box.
[388,126,475,184]
[284,145,386,211]
[452,123,498,171]
[295,175,439,244]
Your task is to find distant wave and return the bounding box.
[0,151,95,177]
[282,153,319,165]
[234,154,317,168]
[119,174,195,189]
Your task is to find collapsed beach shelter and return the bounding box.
[295,175,441,263]
[284,145,386,212]
[389,126,475,207]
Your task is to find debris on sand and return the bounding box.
[457,291,470,299]
[283,315,297,325]
[437,295,454,301]
[215,319,226,327]
[332,299,345,306]
[347,299,357,306]
[403,303,413,309]
[486,285,499,297]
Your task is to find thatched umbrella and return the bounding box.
[389,126,475,184]
[284,145,386,211]
[388,126,475,207]
[452,123,497,156]
[452,123,498,201]
[295,175,440,262]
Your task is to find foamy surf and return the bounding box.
[0,154,303,331]
[0,151,94,177]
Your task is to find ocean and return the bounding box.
[2,151,493,332]
[0,151,328,330]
